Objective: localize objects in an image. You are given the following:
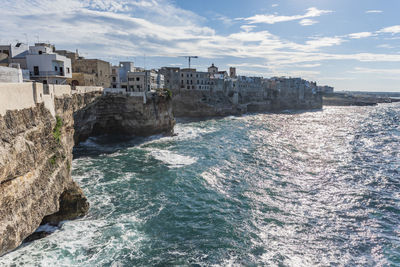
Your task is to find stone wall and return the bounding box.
[0,82,103,117]
[74,86,103,94]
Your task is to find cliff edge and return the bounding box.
[0,92,99,256]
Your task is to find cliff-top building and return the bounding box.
[72,58,111,87]
[0,43,29,69]
[56,49,111,87]
[126,70,164,92]
[26,43,72,84]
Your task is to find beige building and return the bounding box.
[73,59,111,87]
[67,72,96,86]
[208,63,218,74]
[56,49,111,87]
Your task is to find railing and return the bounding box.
[30,71,65,77]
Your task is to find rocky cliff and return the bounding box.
[74,93,176,144]
[172,89,322,117]
[0,90,175,256]
[0,92,99,256]
[172,90,246,117]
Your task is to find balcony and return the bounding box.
[30,71,65,77]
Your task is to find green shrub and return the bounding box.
[165,88,172,100]
[49,155,57,166]
[53,116,63,143]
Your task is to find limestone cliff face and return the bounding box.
[0,92,100,256]
[172,89,322,117]
[74,93,176,144]
[172,90,246,117]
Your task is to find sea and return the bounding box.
[1,103,399,266]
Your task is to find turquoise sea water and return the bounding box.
[1,104,400,266]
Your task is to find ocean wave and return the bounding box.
[146,148,198,168]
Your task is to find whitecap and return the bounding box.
[147,149,198,168]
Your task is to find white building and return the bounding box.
[127,70,164,92]
[0,43,29,68]
[0,65,23,83]
[26,43,72,84]
[118,61,135,87]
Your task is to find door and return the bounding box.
[33,66,39,76]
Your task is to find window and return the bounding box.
[67,67,70,74]
[39,51,42,55]
[55,66,58,71]
[112,77,116,82]
[136,77,140,81]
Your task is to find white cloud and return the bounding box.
[348,32,373,39]
[366,10,383,13]
[299,19,318,26]
[378,25,400,34]
[301,63,321,68]
[272,4,278,8]
[238,7,332,25]
[305,37,345,49]
[1,0,400,77]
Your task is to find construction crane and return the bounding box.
[181,56,198,69]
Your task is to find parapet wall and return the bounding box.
[0,83,103,116]
[0,83,36,116]
[75,86,103,94]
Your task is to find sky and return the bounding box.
[1,0,400,92]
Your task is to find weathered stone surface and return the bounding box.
[172,90,246,117]
[41,185,89,224]
[0,93,100,256]
[74,93,176,144]
[171,89,322,118]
